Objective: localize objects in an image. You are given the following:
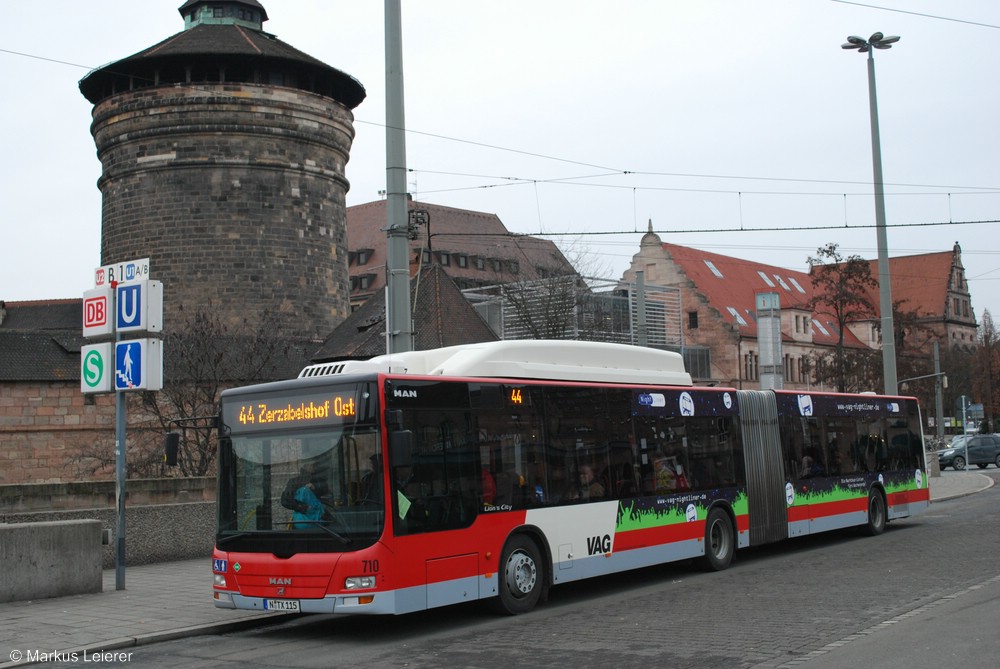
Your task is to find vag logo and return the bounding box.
[393,389,417,398]
[587,534,612,555]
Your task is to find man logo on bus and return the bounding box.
[393,389,417,398]
[679,392,695,416]
[797,395,814,416]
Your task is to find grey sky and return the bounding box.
[2,1,998,324]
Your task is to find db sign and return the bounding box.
[82,287,113,338]
[81,343,113,394]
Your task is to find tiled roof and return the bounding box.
[664,243,961,348]
[312,263,499,362]
[347,200,576,302]
[0,332,82,382]
[0,299,313,382]
[863,252,954,319]
[0,299,81,331]
[661,243,859,346]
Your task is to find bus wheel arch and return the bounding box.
[863,485,887,536]
[700,504,736,572]
[489,530,548,615]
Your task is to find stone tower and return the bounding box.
[79,0,365,341]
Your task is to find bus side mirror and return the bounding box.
[389,430,413,467]
[164,432,180,467]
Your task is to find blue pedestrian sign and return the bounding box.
[114,339,163,391]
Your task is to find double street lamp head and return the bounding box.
[842,32,900,53]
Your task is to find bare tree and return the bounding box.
[807,243,878,392]
[501,275,586,339]
[974,310,998,431]
[153,308,294,476]
[74,308,297,479]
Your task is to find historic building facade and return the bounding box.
[621,225,978,390]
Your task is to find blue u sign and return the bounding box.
[115,340,142,390]
[117,284,142,330]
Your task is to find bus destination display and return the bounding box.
[223,389,357,433]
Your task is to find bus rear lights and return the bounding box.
[214,573,227,588]
[344,576,376,590]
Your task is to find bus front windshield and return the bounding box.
[217,424,383,549]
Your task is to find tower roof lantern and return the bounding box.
[179,0,268,30]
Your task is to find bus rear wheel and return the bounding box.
[700,508,735,571]
[490,534,544,615]
[863,490,887,536]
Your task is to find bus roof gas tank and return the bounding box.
[299,340,693,387]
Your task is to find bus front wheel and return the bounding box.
[700,508,735,571]
[491,534,544,615]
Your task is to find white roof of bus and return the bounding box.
[300,340,692,386]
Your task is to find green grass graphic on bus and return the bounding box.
[616,489,748,532]
[787,471,923,507]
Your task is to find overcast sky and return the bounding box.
[2,1,998,324]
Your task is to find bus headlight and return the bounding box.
[344,576,376,590]
[214,573,227,588]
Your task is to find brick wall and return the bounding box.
[0,382,116,484]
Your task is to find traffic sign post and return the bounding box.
[81,257,164,591]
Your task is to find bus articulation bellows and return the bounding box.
[212,340,929,615]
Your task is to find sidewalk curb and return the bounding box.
[0,613,296,668]
[930,473,994,503]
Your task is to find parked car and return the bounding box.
[938,434,1000,470]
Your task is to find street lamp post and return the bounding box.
[842,32,899,396]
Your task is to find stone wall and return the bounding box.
[0,476,215,512]
[1,503,215,569]
[92,83,356,341]
[0,477,217,568]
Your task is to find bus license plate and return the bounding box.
[264,599,300,612]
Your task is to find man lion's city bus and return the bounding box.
[212,340,929,615]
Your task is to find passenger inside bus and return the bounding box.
[359,454,383,505]
[571,465,605,501]
[281,462,330,528]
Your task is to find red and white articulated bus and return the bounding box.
[212,340,929,615]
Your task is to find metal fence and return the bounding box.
[462,277,710,379]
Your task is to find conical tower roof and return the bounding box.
[80,0,364,108]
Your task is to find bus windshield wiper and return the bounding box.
[217,531,252,546]
[291,520,352,545]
